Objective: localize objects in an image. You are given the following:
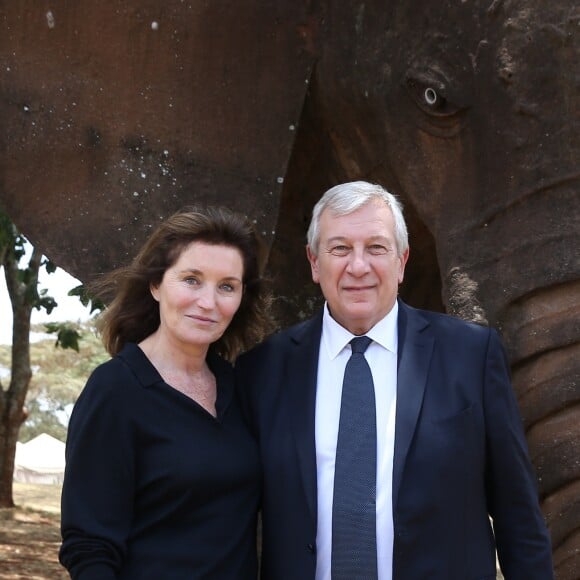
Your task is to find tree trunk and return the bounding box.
[0,402,27,507]
[0,247,39,507]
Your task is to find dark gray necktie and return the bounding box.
[332,336,377,579]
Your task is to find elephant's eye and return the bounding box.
[424,87,439,107]
[405,74,463,118]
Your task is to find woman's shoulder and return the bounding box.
[82,343,156,398]
[88,343,135,377]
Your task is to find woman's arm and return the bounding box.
[59,360,136,579]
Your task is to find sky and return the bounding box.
[0,260,93,346]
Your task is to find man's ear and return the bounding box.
[398,247,410,285]
[306,245,320,284]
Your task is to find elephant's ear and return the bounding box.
[0,3,317,282]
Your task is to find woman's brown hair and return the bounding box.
[91,206,273,361]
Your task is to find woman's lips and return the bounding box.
[187,314,216,325]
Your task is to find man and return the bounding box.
[236,181,553,579]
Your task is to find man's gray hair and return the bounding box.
[306,181,409,256]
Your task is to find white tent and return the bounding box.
[14,433,66,485]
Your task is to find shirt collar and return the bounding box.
[322,300,399,360]
[118,342,234,418]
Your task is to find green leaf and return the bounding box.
[44,322,82,352]
[44,259,57,274]
[68,284,106,314]
[37,295,58,314]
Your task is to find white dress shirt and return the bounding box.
[315,301,398,580]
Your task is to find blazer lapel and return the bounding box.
[286,312,323,522]
[392,301,434,509]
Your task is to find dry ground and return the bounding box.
[0,483,67,579]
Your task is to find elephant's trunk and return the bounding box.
[443,268,579,577]
[493,280,580,578]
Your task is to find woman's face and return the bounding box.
[151,241,244,349]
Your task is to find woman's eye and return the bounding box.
[219,283,235,292]
[184,276,200,285]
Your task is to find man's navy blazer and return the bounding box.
[236,300,553,580]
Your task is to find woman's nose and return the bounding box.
[196,285,216,309]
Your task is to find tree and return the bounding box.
[0,211,101,507]
[16,320,108,444]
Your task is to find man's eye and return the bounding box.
[330,245,350,255]
[368,245,388,254]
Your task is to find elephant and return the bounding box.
[1,1,578,576]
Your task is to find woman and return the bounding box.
[59,206,272,579]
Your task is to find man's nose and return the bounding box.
[347,250,370,276]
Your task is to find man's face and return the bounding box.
[307,200,409,335]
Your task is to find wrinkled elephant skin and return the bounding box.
[1,2,578,576]
[305,3,579,575]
